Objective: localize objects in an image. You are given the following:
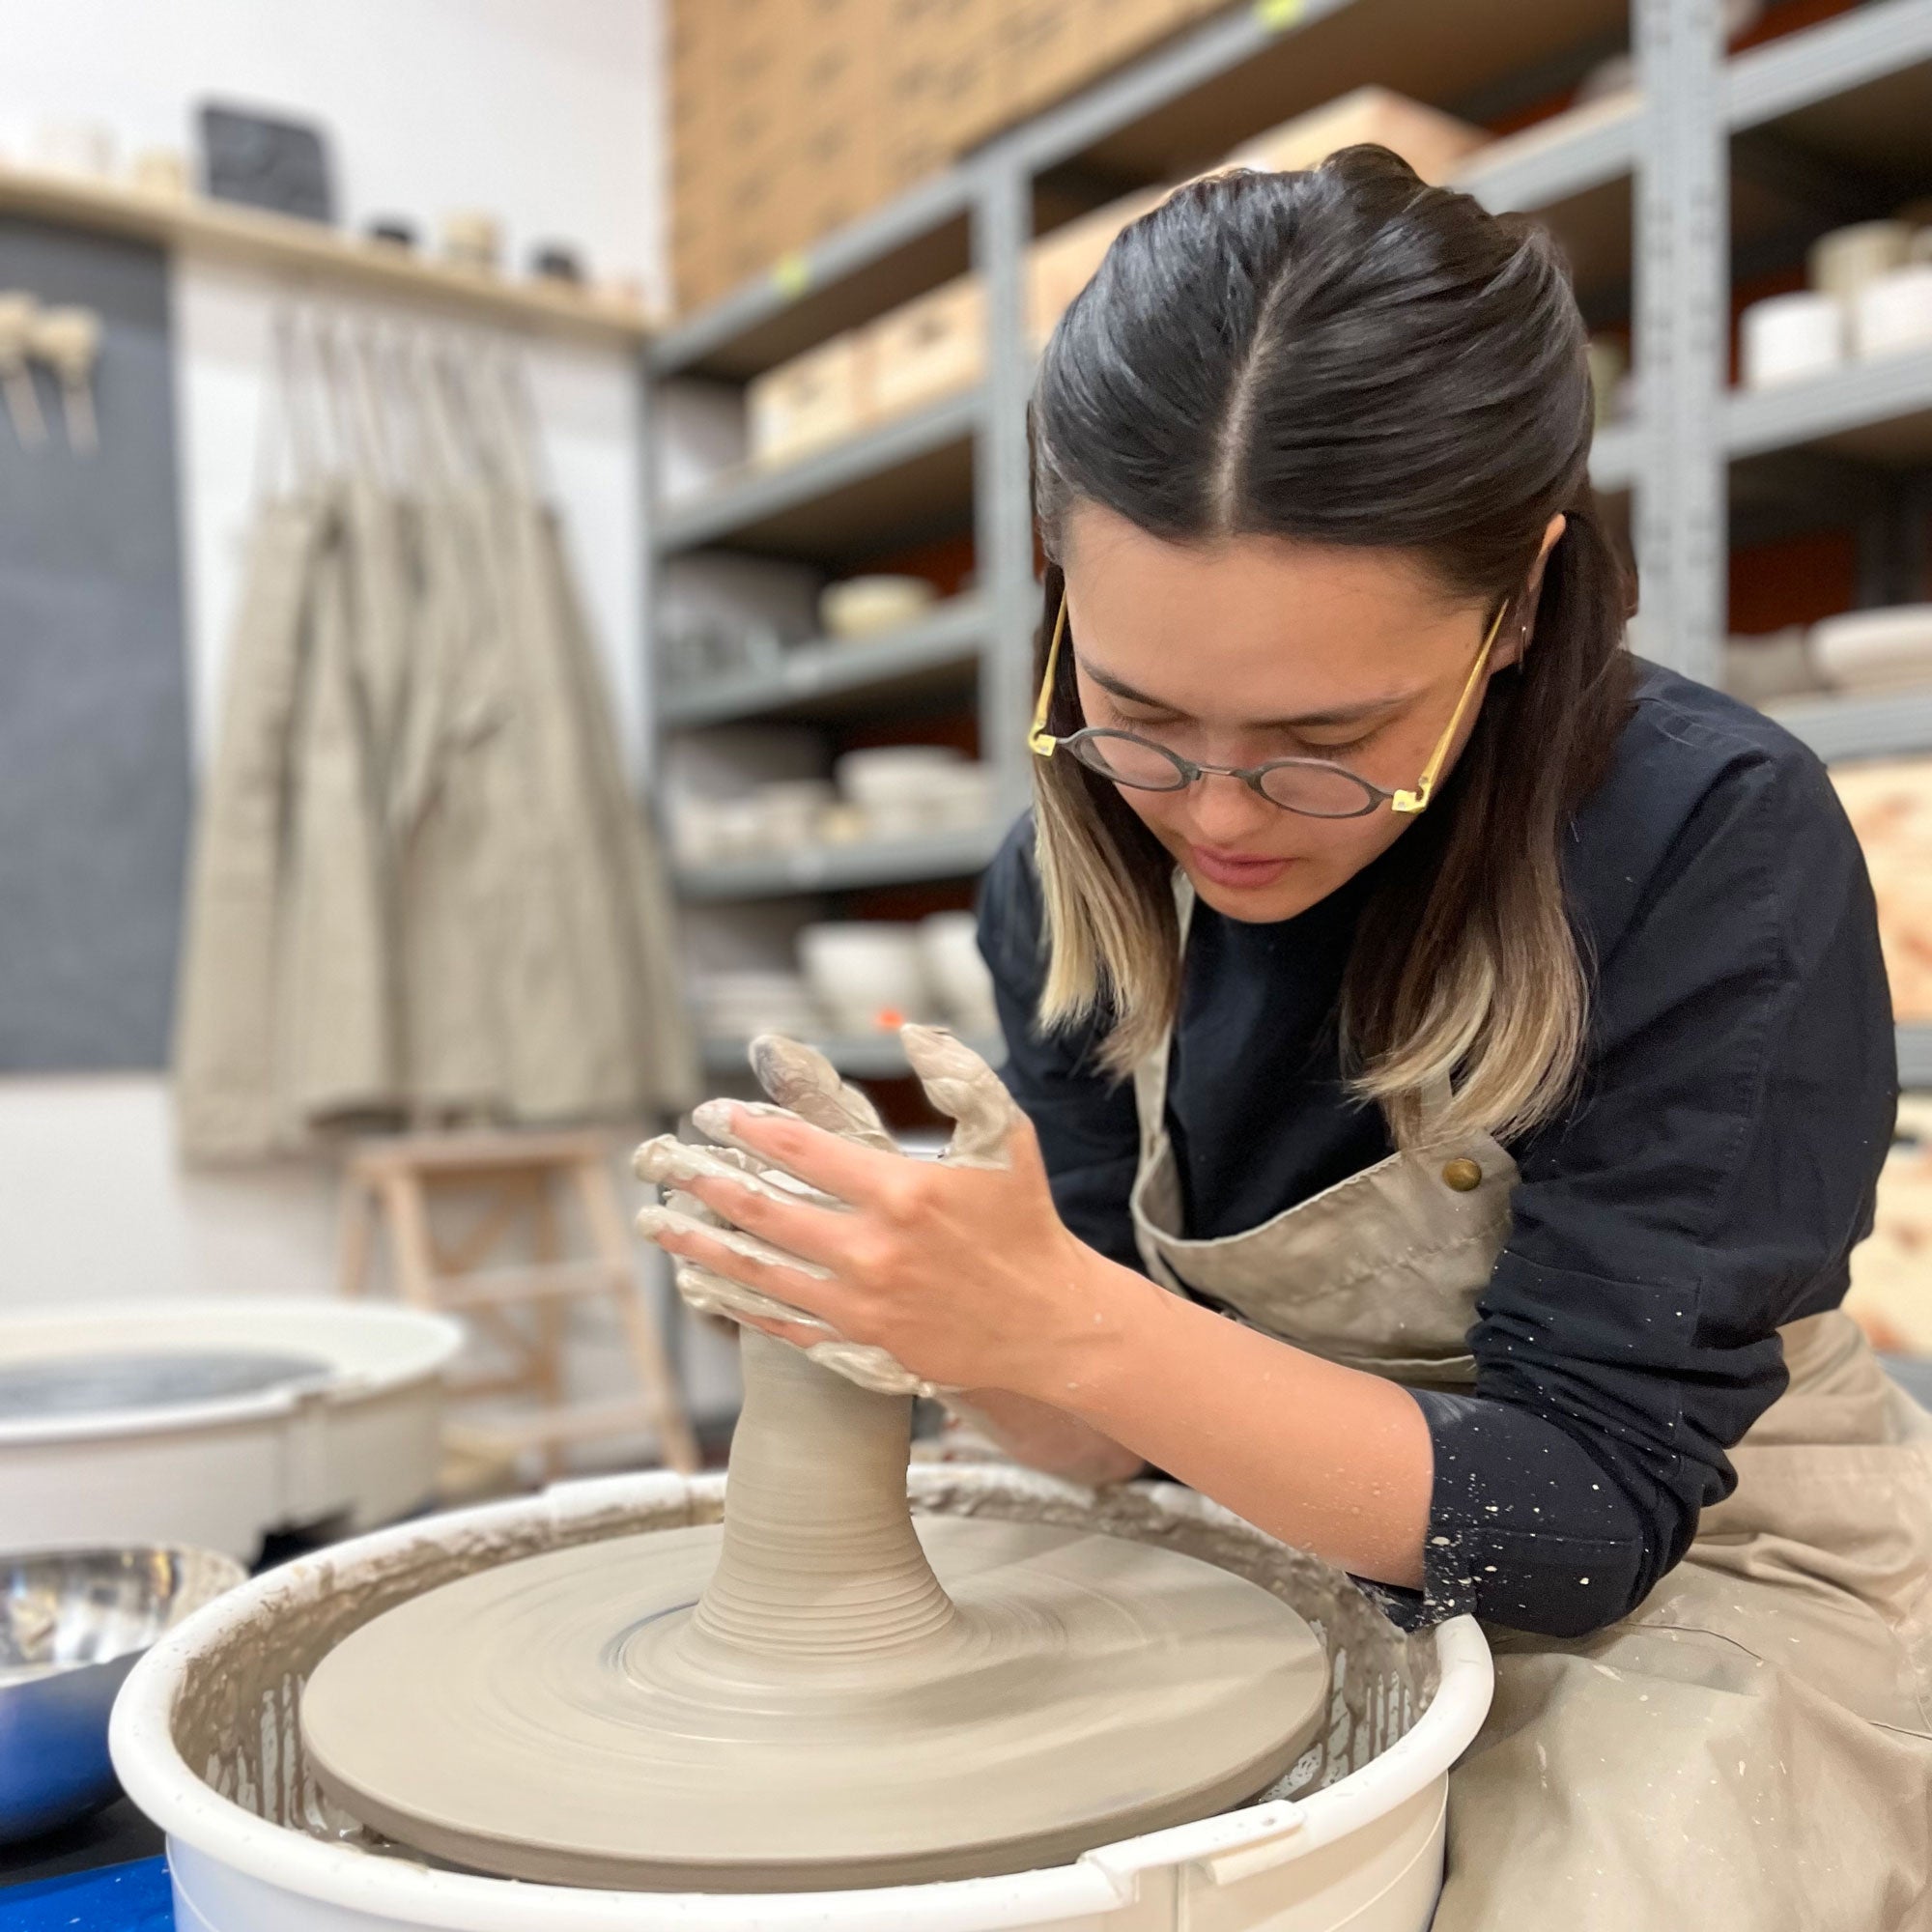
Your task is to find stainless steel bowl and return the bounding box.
[0,1545,244,1842]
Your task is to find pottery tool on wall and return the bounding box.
[0,294,48,447]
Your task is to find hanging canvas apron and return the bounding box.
[1128,883,1932,1931]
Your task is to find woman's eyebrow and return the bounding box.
[1077,655,1415,729]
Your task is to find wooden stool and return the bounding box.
[338,1127,700,1478]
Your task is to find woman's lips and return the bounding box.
[1186,843,1296,890]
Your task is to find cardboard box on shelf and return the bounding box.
[1002,2,1099,119]
[1223,87,1490,185]
[1091,0,1197,71]
[867,276,986,419]
[1027,185,1169,348]
[747,332,873,468]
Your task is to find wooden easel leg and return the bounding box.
[529,1173,567,1481]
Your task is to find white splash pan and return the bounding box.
[0,1299,464,1560]
[111,1468,1493,1932]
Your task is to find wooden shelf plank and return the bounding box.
[0,161,655,346]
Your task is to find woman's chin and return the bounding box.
[1183,857,1327,924]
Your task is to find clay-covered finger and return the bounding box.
[634,1132,840,1211]
[634,1203,833,1284]
[902,1024,1023,1170]
[670,1259,837,1338]
[748,1034,898,1151]
[662,1185,725,1230]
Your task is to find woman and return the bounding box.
[656,150,1930,1926]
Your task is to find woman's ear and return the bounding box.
[1502,512,1569,668]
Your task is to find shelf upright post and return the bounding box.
[1634,0,1728,685]
[972,147,1040,831]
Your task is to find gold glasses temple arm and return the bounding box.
[1028,594,1069,756]
[1390,598,1511,815]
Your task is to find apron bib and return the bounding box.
[1127,878,1932,1931]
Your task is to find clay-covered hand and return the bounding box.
[635,1036,948,1397]
[635,1025,1125,1404]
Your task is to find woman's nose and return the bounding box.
[1183,769,1281,844]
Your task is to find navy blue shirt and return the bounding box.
[976,661,1897,1638]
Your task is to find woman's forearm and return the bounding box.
[1043,1255,1434,1589]
[944,1388,1146,1486]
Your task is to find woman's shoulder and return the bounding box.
[1568,656,1857,946]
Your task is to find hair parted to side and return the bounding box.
[1030,146,1635,1149]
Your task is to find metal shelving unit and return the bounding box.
[644,0,1932,1085]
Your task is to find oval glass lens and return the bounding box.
[1256,759,1382,817]
[1066,731,1191,790]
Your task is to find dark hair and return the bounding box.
[1028,146,1634,1146]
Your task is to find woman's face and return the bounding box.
[1059,501,1550,924]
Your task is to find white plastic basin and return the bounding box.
[0,1299,464,1561]
[112,1465,1492,1932]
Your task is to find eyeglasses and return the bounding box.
[1027,592,1511,819]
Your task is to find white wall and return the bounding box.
[3,0,669,777]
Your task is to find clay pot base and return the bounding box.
[302,1335,1328,1892]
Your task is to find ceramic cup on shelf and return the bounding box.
[440,210,503,273]
[1740,291,1844,389]
[1808,220,1912,303]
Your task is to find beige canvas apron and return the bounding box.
[1129,883,1932,1930]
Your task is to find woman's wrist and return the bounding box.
[1009,1238,1174,1410]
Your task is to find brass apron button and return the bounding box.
[1441,1157,1484,1192]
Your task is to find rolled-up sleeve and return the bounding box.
[975,818,1145,1274]
[1367,732,1896,1637]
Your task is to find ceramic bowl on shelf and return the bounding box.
[1741,291,1844,389]
[918,762,996,832]
[920,912,1001,1037]
[756,780,837,852]
[1810,605,1932,693]
[797,923,935,1036]
[696,970,828,1042]
[1852,267,1932,361]
[834,743,966,809]
[1722,628,1822,707]
[818,575,939,641]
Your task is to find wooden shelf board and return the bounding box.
[0,161,656,346]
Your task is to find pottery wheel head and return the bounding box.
[298,1511,1328,1891]
[300,1336,1329,1892]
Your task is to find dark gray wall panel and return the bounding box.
[0,218,190,1071]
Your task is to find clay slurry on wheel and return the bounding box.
[300,1332,1328,1891]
